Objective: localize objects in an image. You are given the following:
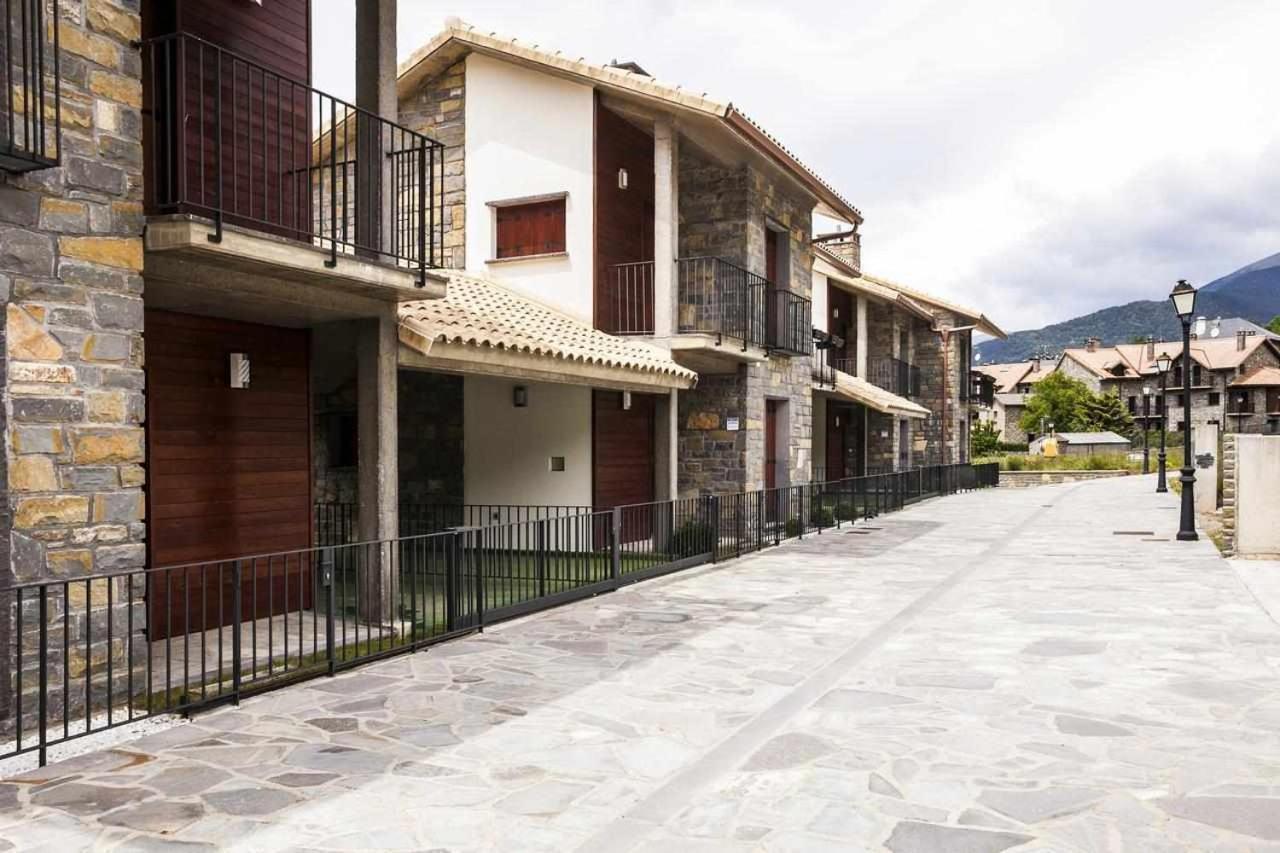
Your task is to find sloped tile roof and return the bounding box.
[1063,336,1279,377]
[857,272,1007,339]
[1230,366,1280,387]
[398,272,697,387]
[817,370,930,419]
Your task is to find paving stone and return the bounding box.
[869,772,904,798]
[884,821,1035,853]
[201,786,299,817]
[742,733,835,771]
[1157,796,1280,840]
[814,689,919,711]
[495,780,591,816]
[1021,638,1108,657]
[283,744,391,775]
[141,766,231,797]
[978,786,1104,824]
[99,799,205,833]
[1053,715,1135,737]
[895,670,998,690]
[29,782,149,815]
[268,772,338,788]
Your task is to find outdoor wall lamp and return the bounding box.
[229,353,250,389]
[617,168,629,190]
[513,385,529,408]
[1155,353,1172,493]
[1169,279,1198,540]
[622,391,632,411]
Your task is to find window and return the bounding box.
[1268,388,1280,413]
[324,413,358,468]
[1127,396,1137,414]
[494,197,566,259]
[1192,365,1203,386]
[1209,391,1221,407]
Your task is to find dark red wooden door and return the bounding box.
[145,310,313,639]
[765,400,780,491]
[826,406,846,482]
[592,391,656,543]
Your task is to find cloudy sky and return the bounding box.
[313,0,1280,333]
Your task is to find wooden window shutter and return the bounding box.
[496,199,566,259]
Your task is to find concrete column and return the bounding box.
[1194,421,1219,515]
[655,389,679,500]
[355,0,398,257]
[653,119,679,343]
[357,312,399,623]
[855,296,868,379]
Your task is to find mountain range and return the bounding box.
[973,252,1280,364]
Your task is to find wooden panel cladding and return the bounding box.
[765,399,780,491]
[592,390,656,512]
[142,0,313,240]
[495,199,567,259]
[144,0,311,83]
[593,99,655,331]
[827,281,854,343]
[825,404,847,482]
[145,310,313,638]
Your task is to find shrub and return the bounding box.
[1005,455,1025,471]
[834,503,858,521]
[669,520,714,556]
[810,508,836,528]
[784,518,804,538]
[998,441,1030,453]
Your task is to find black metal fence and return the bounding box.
[0,0,60,172]
[4,464,996,766]
[140,32,446,284]
[602,260,656,335]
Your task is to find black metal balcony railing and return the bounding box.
[970,373,995,408]
[603,260,656,335]
[675,256,768,349]
[811,328,845,387]
[141,32,445,284]
[868,357,921,398]
[1,0,60,172]
[601,257,812,357]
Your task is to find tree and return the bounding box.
[1267,315,1280,336]
[1078,392,1135,435]
[971,420,1002,457]
[1019,372,1094,435]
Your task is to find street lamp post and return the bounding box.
[1156,353,1171,493]
[1142,385,1152,474]
[1170,280,1198,540]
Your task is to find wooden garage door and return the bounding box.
[145,310,312,638]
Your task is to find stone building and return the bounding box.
[973,358,1052,442]
[1057,333,1280,436]
[395,20,865,498]
[811,245,1006,476]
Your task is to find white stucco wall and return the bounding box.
[463,376,593,508]
[1236,435,1280,556]
[464,53,595,322]
[811,272,829,335]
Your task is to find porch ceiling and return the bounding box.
[398,271,698,392]
[815,371,929,420]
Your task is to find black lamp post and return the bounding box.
[1156,352,1171,493]
[1141,385,1152,474]
[1170,280,1198,540]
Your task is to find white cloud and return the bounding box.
[312,0,1280,330]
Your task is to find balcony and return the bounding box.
[869,357,921,398]
[1,0,60,172]
[601,257,811,359]
[140,32,446,305]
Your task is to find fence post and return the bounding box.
[611,507,622,583]
[231,560,242,704]
[709,495,721,563]
[536,520,547,599]
[445,533,458,633]
[797,487,805,540]
[470,530,484,633]
[38,586,48,768]
[324,548,337,676]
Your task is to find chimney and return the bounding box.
[1145,335,1155,363]
[816,230,861,273]
[1085,337,1100,353]
[1030,356,1041,372]
[1238,330,1248,351]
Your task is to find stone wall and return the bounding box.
[398,59,466,270]
[677,149,749,265]
[678,371,747,497]
[1057,354,1103,393]
[866,410,896,473]
[2,0,147,727]
[998,469,1131,488]
[1221,433,1237,555]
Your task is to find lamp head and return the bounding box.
[1156,353,1172,374]
[1170,279,1197,320]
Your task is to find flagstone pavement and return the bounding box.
[4,475,1280,852]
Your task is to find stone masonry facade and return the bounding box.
[398,59,466,270]
[1,0,147,727]
[676,150,813,495]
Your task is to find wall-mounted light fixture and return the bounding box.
[617,168,629,190]
[513,385,529,408]
[229,353,250,389]
[622,391,632,411]
[834,415,841,428]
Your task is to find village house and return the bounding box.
[810,242,1004,479]
[972,357,1052,442]
[1057,332,1280,436]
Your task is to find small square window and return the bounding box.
[1208,392,1221,407]
[549,456,566,472]
[495,198,566,259]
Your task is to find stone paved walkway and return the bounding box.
[4,475,1280,852]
